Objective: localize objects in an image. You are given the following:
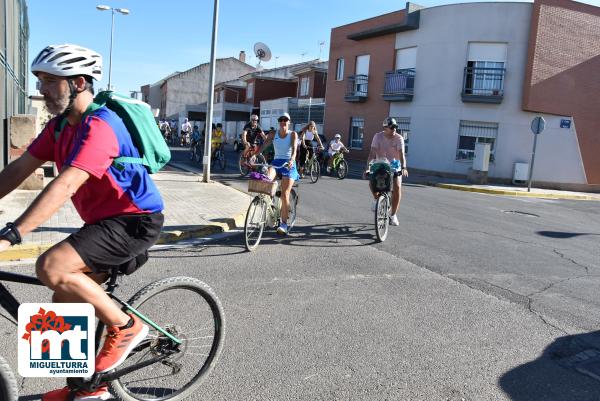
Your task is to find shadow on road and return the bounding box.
[537,230,600,239]
[499,331,600,400]
[277,222,378,247]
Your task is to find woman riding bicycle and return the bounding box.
[259,112,299,235]
[298,121,323,178]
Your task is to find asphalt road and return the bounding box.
[0,145,598,400]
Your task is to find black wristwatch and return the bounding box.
[0,223,22,246]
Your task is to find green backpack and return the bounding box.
[55,91,171,173]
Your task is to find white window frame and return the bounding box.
[335,58,344,81]
[350,117,364,150]
[300,77,310,96]
[456,120,498,162]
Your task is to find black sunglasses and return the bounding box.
[278,118,289,122]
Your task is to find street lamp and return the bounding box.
[96,5,130,90]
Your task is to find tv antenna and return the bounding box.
[253,42,272,70]
[319,41,325,60]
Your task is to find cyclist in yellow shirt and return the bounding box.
[211,123,226,157]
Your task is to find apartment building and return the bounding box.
[324,0,600,189]
[1,0,29,168]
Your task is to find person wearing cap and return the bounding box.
[181,117,192,147]
[364,117,408,226]
[325,134,349,172]
[259,112,299,235]
[0,44,164,401]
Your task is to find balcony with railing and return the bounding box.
[344,74,369,102]
[382,68,415,101]
[462,67,505,104]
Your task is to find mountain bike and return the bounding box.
[0,265,225,401]
[238,144,266,177]
[324,150,349,179]
[244,163,298,251]
[212,144,226,170]
[0,355,17,401]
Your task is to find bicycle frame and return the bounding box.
[332,152,345,170]
[0,269,183,388]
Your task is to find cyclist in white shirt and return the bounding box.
[326,134,348,172]
[181,118,192,147]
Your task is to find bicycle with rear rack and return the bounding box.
[0,265,224,401]
[243,163,298,251]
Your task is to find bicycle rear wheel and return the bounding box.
[0,355,18,401]
[244,196,267,251]
[375,194,389,242]
[109,277,224,401]
[337,160,348,180]
[309,159,320,183]
[287,189,298,230]
[239,154,249,176]
[218,151,226,170]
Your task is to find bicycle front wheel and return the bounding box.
[309,159,320,183]
[244,196,267,251]
[375,194,389,242]
[239,155,249,176]
[109,277,225,401]
[0,355,18,401]
[337,160,348,180]
[219,151,226,170]
[287,189,298,230]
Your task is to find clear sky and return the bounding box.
[27,0,600,96]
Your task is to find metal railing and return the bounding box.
[346,74,369,98]
[384,69,415,95]
[462,67,505,97]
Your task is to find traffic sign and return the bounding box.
[531,116,545,135]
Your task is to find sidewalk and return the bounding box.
[345,159,600,201]
[0,169,252,261]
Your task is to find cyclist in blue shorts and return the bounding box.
[259,112,299,235]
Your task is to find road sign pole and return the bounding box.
[527,133,539,192]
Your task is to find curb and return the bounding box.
[0,213,246,262]
[435,183,599,200]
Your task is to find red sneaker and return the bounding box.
[42,385,110,401]
[95,313,149,373]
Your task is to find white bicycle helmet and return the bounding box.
[31,44,103,81]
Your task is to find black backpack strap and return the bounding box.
[53,116,68,142]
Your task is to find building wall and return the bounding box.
[248,78,297,108]
[390,2,586,184]
[522,0,600,184]
[1,0,29,168]
[324,9,406,160]
[163,58,254,118]
[312,71,327,98]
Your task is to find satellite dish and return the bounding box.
[253,42,272,66]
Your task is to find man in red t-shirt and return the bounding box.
[0,44,164,401]
[364,117,409,226]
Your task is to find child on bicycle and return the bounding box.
[325,134,349,172]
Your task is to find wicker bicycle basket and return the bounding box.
[248,179,277,196]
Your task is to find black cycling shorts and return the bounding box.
[66,213,164,275]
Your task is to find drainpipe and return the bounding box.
[3,0,9,168]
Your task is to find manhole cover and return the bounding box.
[502,210,540,217]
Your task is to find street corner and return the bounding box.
[0,243,52,262]
[434,183,600,201]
